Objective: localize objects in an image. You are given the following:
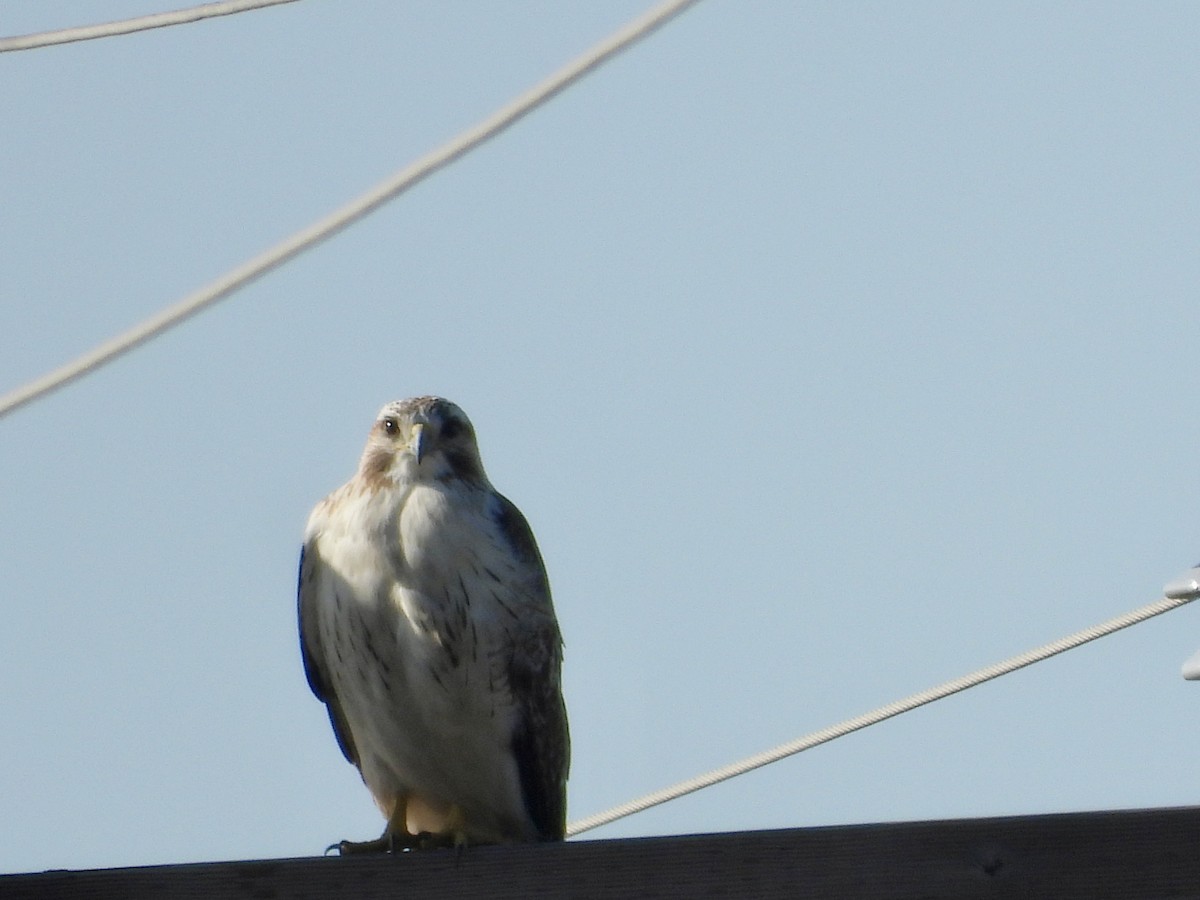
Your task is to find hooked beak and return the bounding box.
[410,422,427,465]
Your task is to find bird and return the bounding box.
[297,396,569,851]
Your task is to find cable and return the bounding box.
[0,0,300,53]
[0,0,702,420]
[565,592,1196,837]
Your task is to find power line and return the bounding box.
[0,0,702,420]
[0,0,300,52]
[565,591,1196,837]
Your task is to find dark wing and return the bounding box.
[493,494,571,841]
[297,542,359,766]
[508,629,569,840]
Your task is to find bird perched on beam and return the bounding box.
[298,396,569,850]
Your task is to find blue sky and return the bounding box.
[2,1,1199,874]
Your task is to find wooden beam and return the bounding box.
[6,805,1200,898]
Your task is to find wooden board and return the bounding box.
[6,805,1200,899]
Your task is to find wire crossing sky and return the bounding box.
[0,0,301,52]
[567,592,1198,836]
[0,0,701,420]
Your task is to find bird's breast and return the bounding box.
[384,483,516,663]
[395,483,477,572]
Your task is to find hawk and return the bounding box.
[298,396,569,850]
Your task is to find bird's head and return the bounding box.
[358,396,486,487]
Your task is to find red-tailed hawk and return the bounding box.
[298,397,569,850]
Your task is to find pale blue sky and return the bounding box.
[2,1,1199,875]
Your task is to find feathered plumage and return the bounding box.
[298,397,568,849]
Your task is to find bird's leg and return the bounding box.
[446,804,470,851]
[448,805,470,866]
[331,831,394,855]
[413,804,470,852]
[333,797,420,855]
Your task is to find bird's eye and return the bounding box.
[382,417,400,436]
[440,418,462,441]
